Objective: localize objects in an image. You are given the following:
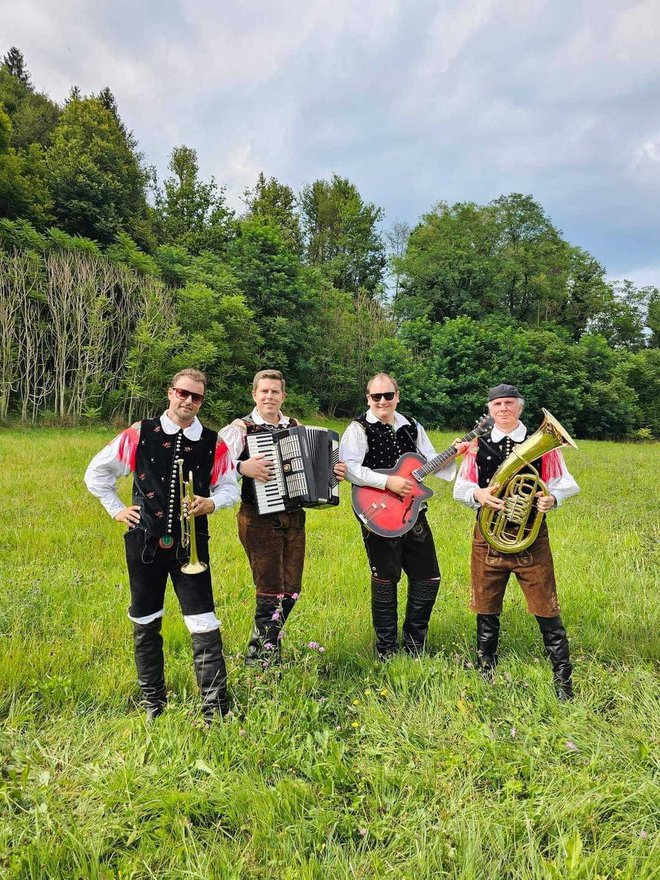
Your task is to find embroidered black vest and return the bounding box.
[133,417,216,539]
[355,413,419,470]
[239,415,299,504]
[476,428,534,488]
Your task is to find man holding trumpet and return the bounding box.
[85,369,239,722]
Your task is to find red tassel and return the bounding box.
[541,450,564,481]
[462,446,479,483]
[211,438,233,484]
[118,426,139,472]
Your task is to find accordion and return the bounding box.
[246,426,340,515]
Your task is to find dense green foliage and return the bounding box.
[0,46,658,436]
[0,428,658,878]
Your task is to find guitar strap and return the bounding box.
[400,418,428,462]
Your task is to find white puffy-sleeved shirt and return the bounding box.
[84,411,239,517]
[339,410,456,490]
[453,421,579,510]
[219,407,292,471]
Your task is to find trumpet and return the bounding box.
[176,458,208,575]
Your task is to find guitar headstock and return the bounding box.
[473,413,494,437]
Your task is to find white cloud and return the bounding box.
[2,0,660,285]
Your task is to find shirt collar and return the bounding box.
[250,406,290,429]
[160,411,203,440]
[491,422,527,443]
[365,409,410,428]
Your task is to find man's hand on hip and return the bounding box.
[114,505,141,528]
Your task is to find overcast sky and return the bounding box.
[3,0,660,286]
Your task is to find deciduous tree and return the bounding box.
[154,145,234,254]
[300,174,386,296]
[243,172,302,255]
[47,96,151,246]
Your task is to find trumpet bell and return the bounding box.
[181,560,208,575]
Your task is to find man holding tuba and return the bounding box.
[85,369,239,722]
[453,384,579,700]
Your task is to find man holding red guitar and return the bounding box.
[340,373,471,659]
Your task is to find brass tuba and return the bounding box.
[478,409,577,554]
[176,458,208,575]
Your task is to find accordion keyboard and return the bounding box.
[246,426,339,515]
[246,432,287,513]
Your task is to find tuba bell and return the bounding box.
[478,409,577,554]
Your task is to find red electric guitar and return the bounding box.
[351,415,493,538]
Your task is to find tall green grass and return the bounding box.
[0,427,658,879]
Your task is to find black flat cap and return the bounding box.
[488,383,522,401]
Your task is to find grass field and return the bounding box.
[0,425,658,879]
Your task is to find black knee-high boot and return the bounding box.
[536,615,574,701]
[133,618,167,721]
[402,578,440,655]
[371,579,398,660]
[192,629,229,720]
[476,613,500,678]
[245,596,283,666]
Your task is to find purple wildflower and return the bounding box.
[264,642,274,651]
[271,610,281,621]
[565,740,578,752]
[276,593,285,600]
[291,592,299,601]
[307,641,320,650]
[277,630,285,642]
[510,727,517,738]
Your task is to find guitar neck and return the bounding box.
[413,425,482,481]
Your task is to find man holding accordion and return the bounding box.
[85,369,238,722]
[220,369,346,667]
[453,383,579,700]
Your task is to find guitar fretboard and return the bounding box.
[412,420,491,482]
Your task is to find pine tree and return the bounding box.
[2,47,32,89]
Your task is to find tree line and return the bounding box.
[0,47,657,437]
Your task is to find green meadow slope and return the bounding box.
[0,427,658,879]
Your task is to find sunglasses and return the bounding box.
[368,391,396,402]
[172,387,205,405]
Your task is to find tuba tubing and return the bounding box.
[478,409,577,554]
